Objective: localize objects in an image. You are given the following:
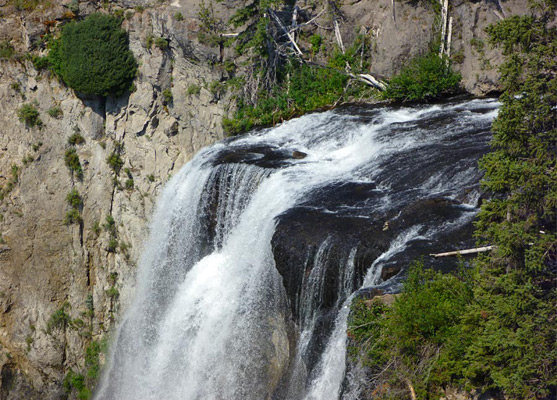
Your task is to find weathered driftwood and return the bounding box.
[334,19,345,53]
[439,0,449,56]
[220,33,239,38]
[430,245,494,258]
[356,73,387,90]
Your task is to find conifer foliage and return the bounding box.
[49,13,137,97]
[348,2,556,398]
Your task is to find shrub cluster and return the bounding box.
[383,52,461,102]
[48,13,137,96]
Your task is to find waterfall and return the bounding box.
[95,99,498,400]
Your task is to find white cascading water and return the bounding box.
[95,99,499,400]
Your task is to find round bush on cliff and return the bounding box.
[49,13,137,96]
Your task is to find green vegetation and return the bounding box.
[47,106,63,118]
[348,3,556,399]
[47,302,71,333]
[104,215,119,253]
[64,208,82,225]
[64,189,82,225]
[309,34,322,55]
[105,286,119,299]
[162,88,173,105]
[186,84,201,96]
[17,103,42,128]
[66,189,82,208]
[63,340,101,400]
[349,264,473,398]
[382,52,461,102]
[0,41,15,59]
[68,132,85,145]
[223,62,370,135]
[63,371,90,400]
[174,12,184,21]
[154,37,169,50]
[64,148,83,179]
[48,13,137,96]
[106,142,124,176]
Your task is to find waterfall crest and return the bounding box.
[95,99,498,400]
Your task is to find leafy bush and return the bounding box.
[383,52,461,102]
[48,13,137,96]
[17,103,42,127]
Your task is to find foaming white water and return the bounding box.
[96,99,498,400]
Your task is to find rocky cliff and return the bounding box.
[0,0,529,398]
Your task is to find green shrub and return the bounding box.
[348,264,474,398]
[224,63,354,135]
[66,189,82,208]
[383,52,461,102]
[64,208,82,225]
[48,13,137,96]
[85,341,101,380]
[105,287,119,299]
[107,239,118,253]
[63,370,91,399]
[186,84,201,96]
[47,302,71,333]
[0,41,15,59]
[103,215,116,234]
[162,88,173,104]
[174,12,184,21]
[64,148,83,178]
[309,34,322,55]
[154,37,169,49]
[47,106,63,118]
[17,103,42,127]
[68,132,85,145]
[30,54,49,70]
[125,178,134,190]
[106,153,124,174]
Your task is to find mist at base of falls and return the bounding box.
[95,98,498,400]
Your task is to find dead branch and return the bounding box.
[430,245,495,258]
[290,9,326,32]
[268,8,304,58]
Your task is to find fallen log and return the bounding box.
[357,73,387,90]
[430,245,494,258]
